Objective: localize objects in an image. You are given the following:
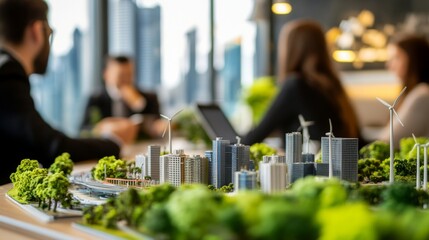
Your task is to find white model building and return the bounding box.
[285,132,302,183]
[321,137,358,182]
[135,154,148,178]
[159,155,169,184]
[235,170,257,191]
[168,149,186,187]
[259,155,288,193]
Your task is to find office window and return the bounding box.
[113,0,257,116]
[30,0,93,136]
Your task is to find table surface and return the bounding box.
[0,138,209,239]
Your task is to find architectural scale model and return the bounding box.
[321,137,359,182]
[210,137,251,188]
[285,132,302,183]
[234,170,257,191]
[376,86,407,183]
[230,136,251,184]
[259,155,288,193]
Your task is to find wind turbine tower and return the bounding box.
[326,119,335,178]
[298,115,314,154]
[376,87,406,184]
[160,109,183,154]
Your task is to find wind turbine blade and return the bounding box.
[393,109,404,127]
[411,144,417,153]
[171,109,184,120]
[393,86,407,107]
[329,119,333,133]
[297,126,303,132]
[298,114,305,126]
[413,133,418,144]
[161,124,167,138]
[305,121,315,127]
[376,97,391,108]
[160,114,170,120]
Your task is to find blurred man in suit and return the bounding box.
[81,56,163,138]
[0,0,138,184]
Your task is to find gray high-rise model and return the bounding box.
[205,151,213,185]
[212,137,231,188]
[231,138,250,184]
[285,132,302,183]
[148,145,161,181]
[321,137,358,182]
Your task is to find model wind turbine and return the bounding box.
[160,109,183,154]
[424,142,429,191]
[298,115,314,154]
[410,134,422,189]
[326,119,335,178]
[376,86,407,184]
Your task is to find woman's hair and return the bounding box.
[277,19,359,138]
[390,34,429,92]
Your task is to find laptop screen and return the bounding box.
[195,103,238,143]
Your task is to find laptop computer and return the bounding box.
[195,103,239,143]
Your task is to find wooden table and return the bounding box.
[0,138,207,239]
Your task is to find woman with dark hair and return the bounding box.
[379,34,429,148]
[242,20,361,149]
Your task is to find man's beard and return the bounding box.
[33,37,50,74]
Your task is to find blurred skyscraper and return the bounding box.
[108,0,161,90]
[137,6,161,91]
[222,42,241,114]
[184,28,197,104]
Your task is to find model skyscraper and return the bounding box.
[212,137,232,188]
[259,155,288,193]
[230,137,251,184]
[285,132,302,183]
[321,137,358,182]
[235,170,257,191]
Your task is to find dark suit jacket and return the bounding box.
[0,49,120,185]
[81,87,161,131]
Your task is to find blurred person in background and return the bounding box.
[81,56,164,139]
[242,19,361,149]
[379,34,429,148]
[0,0,137,184]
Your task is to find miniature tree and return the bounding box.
[49,152,74,175]
[92,156,127,181]
[16,168,48,202]
[44,172,71,212]
[10,159,40,184]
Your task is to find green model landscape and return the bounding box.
[8,153,74,212]
[8,137,429,239]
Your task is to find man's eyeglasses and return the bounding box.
[44,21,54,44]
